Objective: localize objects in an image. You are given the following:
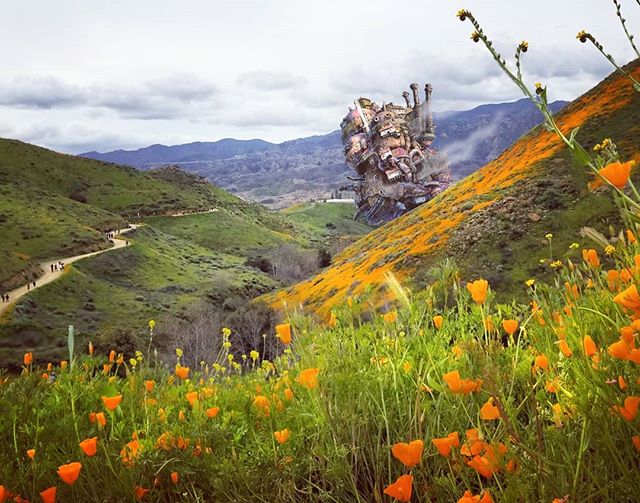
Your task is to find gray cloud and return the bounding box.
[0,74,219,120]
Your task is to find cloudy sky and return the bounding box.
[0,0,638,153]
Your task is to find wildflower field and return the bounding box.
[3,4,640,503]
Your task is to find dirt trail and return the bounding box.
[0,225,139,317]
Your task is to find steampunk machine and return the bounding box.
[340,83,450,226]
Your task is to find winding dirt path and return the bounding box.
[0,225,139,318]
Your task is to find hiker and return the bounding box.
[4,294,8,303]
[125,240,129,246]
[50,264,54,273]
[27,283,30,291]
[32,281,36,288]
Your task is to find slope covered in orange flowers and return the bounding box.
[264,60,640,316]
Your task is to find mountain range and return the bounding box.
[82,98,567,208]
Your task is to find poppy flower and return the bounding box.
[632,436,640,452]
[120,439,141,467]
[175,365,190,380]
[608,339,632,360]
[144,380,155,393]
[102,395,122,411]
[23,352,33,366]
[185,391,199,408]
[383,311,398,323]
[533,354,549,372]
[467,279,489,304]
[39,486,57,503]
[383,474,412,502]
[583,336,597,357]
[432,432,460,457]
[558,340,573,357]
[170,471,179,485]
[206,407,220,418]
[253,395,270,416]
[135,487,150,501]
[284,388,294,401]
[613,396,640,421]
[614,285,640,313]
[79,437,98,457]
[502,319,518,336]
[552,403,563,427]
[627,229,637,244]
[96,412,107,427]
[433,315,444,330]
[467,455,494,478]
[480,398,501,420]
[581,249,600,268]
[274,429,290,445]
[590,160,635,189]
[296,368,319,389]
[108,350,116,363]
[275,323,292,345]
[458,489,494,503]
[26,448,35,460]
[391,439,423,467]
[57,461,82,485]
[443,370,481,395]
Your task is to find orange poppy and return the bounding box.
[57,461,82,485]
[552,403,563,427]
[556,339,572,357]
[467,455,494,478]
[632,435,640,452]
[120,439,141,467]
[170,471,179,485]
[96,412,107,427]
[135,487,150,501]
[613,396,640,421]
[432,432,460,457]
[23,352,33,366]
[480,398,501,420]
[467,279,489,304]
[296,368,319,389]
[614,284,640,313]
[627,229,637,244]
[284,388,294,401]
[253,395,270,416]
[502,319,518,336]
[391,439,423,467]
[275,323,292,345]
[533,354,549,372]
[185,391,199,408]
[175,365,190,380]
[433,315,444,330]
[383,474,412,502]
[79,437,98,457]
[582,249,600,268]
[458,489,494,503]
[443,370,481,395]
[328,311,337,327]
[591,160,634,189]
[206,407,220,418]
[26,448,35,460]
[39,486,57,503]
[383,311,398,323]
[108,350,116,363]
[102,395,122,411]
[583,336,597,357]
[608,339,632,360]
[144,380,155,393]
[274,429,290,445]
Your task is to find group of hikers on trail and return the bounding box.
[50,261,65,273]
[1,294,9,303]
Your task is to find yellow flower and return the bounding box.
[550,260,563,269]
[175,348,183,358]
[576,30,589,42]
[222,327,232,337]
[250,350,259,361]
[518,41,528,52]
[545,233,553,240]
[525,279,535,287]
[223,341,232,349]
[470,31,480,42]
[570,242,580,249]
[383,311,398,323]
[402,361,412,373]
[148,319,156,330]
[605,244,615,256]
[129,358,137,367]
[456,9,469,20]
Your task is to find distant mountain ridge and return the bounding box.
[81,99,567,207]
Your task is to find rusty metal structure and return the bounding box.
[340,83,450,226]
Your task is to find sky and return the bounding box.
[0,0,638,153]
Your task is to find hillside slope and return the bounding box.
[264,60,640,316]
[0,140,290,290]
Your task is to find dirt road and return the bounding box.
[0,225,138,318]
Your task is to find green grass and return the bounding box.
[0,227,277,367]
[1,236,639,501]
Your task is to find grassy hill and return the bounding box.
[0,140,246,290]
[264,60,640,317]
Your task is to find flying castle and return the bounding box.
[340,83,450,226]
